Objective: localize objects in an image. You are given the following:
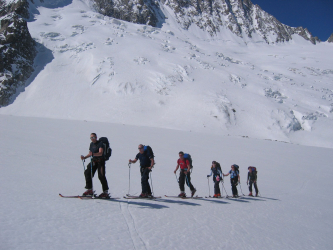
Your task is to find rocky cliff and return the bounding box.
[163,0,320,44]
[92,0,320,44]
[0,0,36,107]
[92,0,165,27]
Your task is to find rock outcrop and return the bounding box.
[92,0,320,44]
[92,0,165,27]
[0,0,37,107]
[164,0,320,44]
[327,33,333,43]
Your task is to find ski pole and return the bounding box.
[128,163,131,195]
[150,171,154,196]
[81,158,86,172]
[239,182,245,196]
[220,178,223,196]
[207,177,211,197]
[221,181,229,197]
[90,156,94,194]
[175,173,179,183]
[256,181,261,196]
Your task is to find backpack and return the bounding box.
[233,164,239,175]
[143,145,154,158]
[99,137,112,161]
[215,162,222,171]
[249,166,257,176]
[183,153,193,169]
[212,161,222,178]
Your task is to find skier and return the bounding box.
[223,164,240,198]
[174,151,196,197]
[207,161,223,198]
[247,166,258,196]
[80,133,109,198]
[129,144,155,198]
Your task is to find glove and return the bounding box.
[216,176,220,182]
[207,175,210,177]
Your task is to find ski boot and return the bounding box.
[82,189,94,196]
[139,193,148,198]
[249,192,253,196]
[191,188,197,197]
[178,192,186,198]
[98,191,110,199]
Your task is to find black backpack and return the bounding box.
[212,161,222,178]
[144,145,154,158]
[184,153,193,168]
[99,137,112,161]
[215,162,222,171]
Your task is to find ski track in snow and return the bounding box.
[120,202,147,250]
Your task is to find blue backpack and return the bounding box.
[184,153,193,169]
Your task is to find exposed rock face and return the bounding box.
[0,0,37,107]
[163,0,320,44]
[92,0,165,27]
[328,33,333,43]
[92,0,320,44]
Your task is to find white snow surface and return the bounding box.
[0,114,333,250]
[1,2,333,248]
[1,0,333,148]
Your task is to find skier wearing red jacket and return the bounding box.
[174,151,196,197]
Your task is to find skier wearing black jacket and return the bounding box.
[207,161,223,198]
[80,133,109,198]
[129,144,154,198]
[247,167,258,196]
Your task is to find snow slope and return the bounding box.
[1,114,332,250]
[1,0,333,148]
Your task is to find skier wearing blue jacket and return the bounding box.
[129,144,154,198]
[223,164,240,197]
[207,161,223,198]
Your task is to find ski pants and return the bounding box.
[248,180,258,194]
[141,167,152,195]
[213,176,221,194]
[179,170,195,193]
[85,159,109,192]
[230,177,238,196]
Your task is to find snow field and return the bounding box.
[0,114,332,249]
[1,0,333,148]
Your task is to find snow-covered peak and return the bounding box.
[1,0,332,149]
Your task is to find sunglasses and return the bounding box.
[138,147,143,150]
[90,136,96,139]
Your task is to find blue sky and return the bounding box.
[251,0,333,41]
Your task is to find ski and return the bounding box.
[59,194,83,198]
[164,195,202,199]
[59,194,120,200]
[79,196,121,200]
[183,196,202,199]
[123,196,161,199]
[205,196,225,198]
[226,196,243,199]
